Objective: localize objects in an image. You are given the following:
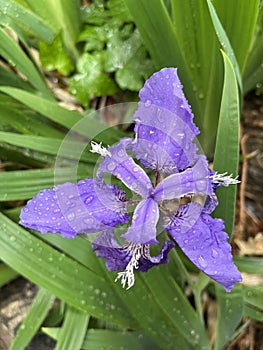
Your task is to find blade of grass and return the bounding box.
[0,132,96,163]
[0,0,55,43]
[243,4,263,93]
[234,256,263,274]
[0,87,124,143]
[10,288,55,350]
[123,0,195,112]
[0,166,94,201]
[43,328,160,350]
[55,306,89,350]
[0,263,19,286]
[212,51,240,238]
[24,0,81,61]
[0,29,53,99]
[214,284,243,350]
[213,0,259,75]
[207,0,242,93]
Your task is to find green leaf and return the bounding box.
[142,265,210,348]
[43,328,159,350]
[19,0,81,61]
[78,26,106,51]
[10,288,55,350]
[207,0,242,93]
[39,31,74,76]
[0,0,55,42]
[0,213,137,329]
[213,51,240,238]
[124,0,223,156]
[82,329,159,350]
[0,87,124,144]
[214,284,243,350]
[0,263,19,286]
[55,306,89,350]
[123,0,188,74]
[243,285,263,310]
[0,28,52,99]
[0,167,94,201]
[234,256,263,274]
[105,29,155,91]
[0,65,34,92]
[244,304,263,323]
[69,52,118,107]
[34,233,104,276]
[243,286,263,321]
[213,0,259,75]
[0,94,63,138]
[0,87,82,129]
[0,132,94,162]
[243,4,263,93]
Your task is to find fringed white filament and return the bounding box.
[90,141,111,157]
[114,244,142,290]
[212,172,240,186]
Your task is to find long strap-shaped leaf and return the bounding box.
[207,0,243,93]
[214,284,243,350]
[0,166,94,201]
[243,4,263,93]
[0,29,52,99]
[10,288,55,350]
[55,306,89,350]
[213,51,240,238]
[213,52,241,350]
[0,87,124,143]
[123,0,195,108]
[43,328,160,350]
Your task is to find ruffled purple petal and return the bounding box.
[122,198,159,244]
[97,138,153,198]
[154,155,212,201]
[166,203,242,292]
[92,230,175,272]
[92,229,131,271]
[20,179,129,238]
[138,240,175,272]
[132,68,199,172]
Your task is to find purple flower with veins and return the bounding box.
[20,68,242,292]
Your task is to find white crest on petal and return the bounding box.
[211,172,240,186]
[90,141,111,157]
[114,243,142,290]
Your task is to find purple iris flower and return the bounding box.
[20,68,242,292]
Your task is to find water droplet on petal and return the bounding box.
[198,255,207,268]
[145,99,152,107]
[67,212,75,221]
[212,248,218,258]
[85,195,94,204]
[107,162,116,171]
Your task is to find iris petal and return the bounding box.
[122,198,159,244]
[154,155,212,201]
[20,179,129,237]
[166,203,242,292]
[97,138,153,198]
[92,230,175,273]
[132,68,199,172]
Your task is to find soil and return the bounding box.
[1,92,263,350]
